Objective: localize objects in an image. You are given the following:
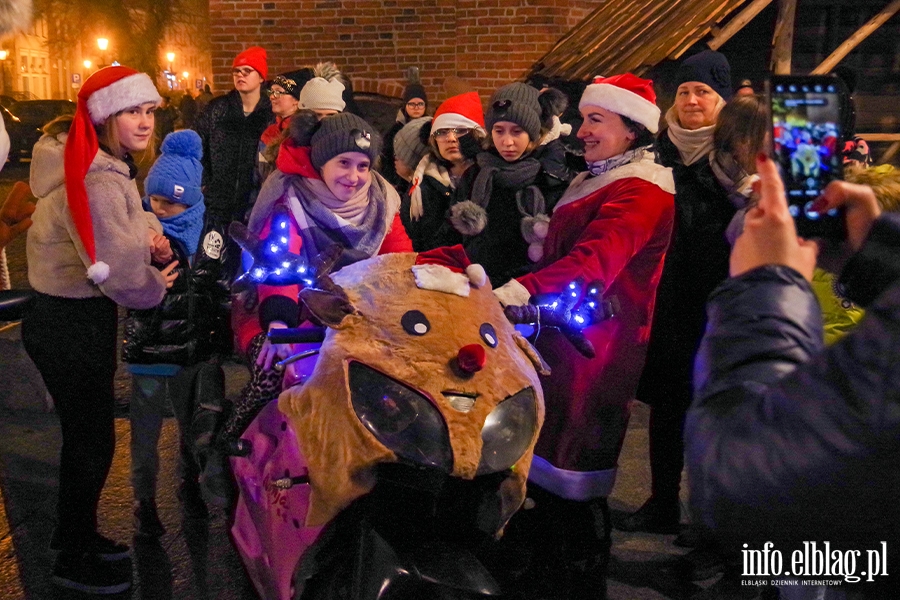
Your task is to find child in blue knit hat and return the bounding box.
[123,130,229,536]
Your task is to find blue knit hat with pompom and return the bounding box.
[144,130,204,207]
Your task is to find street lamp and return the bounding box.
[97,38,109,68]
[0,50,7,94]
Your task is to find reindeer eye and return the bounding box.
[401,310,430,336]
[480,323,498,348]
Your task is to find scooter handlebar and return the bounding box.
[267,327,327,344]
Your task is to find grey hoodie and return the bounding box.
[27,132,167,309]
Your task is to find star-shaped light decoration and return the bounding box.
[229,205,313,288]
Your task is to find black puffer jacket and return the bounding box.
[686,214,900,597]
[193,90,273,223]
[122,222,231,365]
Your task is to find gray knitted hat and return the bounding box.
[485,82,542,141]
[393,116,432,171]
[310,112,383,170]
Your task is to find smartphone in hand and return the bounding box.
[767,75,848,240]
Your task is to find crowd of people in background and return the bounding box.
[0,38,897,600]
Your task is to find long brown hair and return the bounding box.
[713,94,768,174]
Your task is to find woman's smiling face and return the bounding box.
[577,105,635,162]
[320,152,372,202]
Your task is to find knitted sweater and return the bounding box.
[27,132,167,310]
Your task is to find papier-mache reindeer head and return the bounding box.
[279,246,547,532]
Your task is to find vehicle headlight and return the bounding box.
[477,387,538,475]
[348,361,453,471]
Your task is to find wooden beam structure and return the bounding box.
[771,0,798,74]
[810,0,900,74]
[708,0,774,51]
[856,134,900,142]
[531,0,748,80]
[880,142,900,164]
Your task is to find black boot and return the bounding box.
[133,498,165,538]
[617,495,680,534]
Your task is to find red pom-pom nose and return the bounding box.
[457,344,486,373]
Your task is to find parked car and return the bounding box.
[0,95,17,110]
[5,99,76,162]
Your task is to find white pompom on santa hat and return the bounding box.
[578,73,661,134]
[65,65,161,284]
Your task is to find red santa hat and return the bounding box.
[233,46,268,80]
[578,73,661,134]
[65,66,161,284]
[412,245,487,297]
[431,91,485,135]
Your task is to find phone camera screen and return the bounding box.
[772,81,843,235]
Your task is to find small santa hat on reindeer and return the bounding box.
[65,66,161,284]
[411,245,487,297]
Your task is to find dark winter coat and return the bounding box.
[122,222,231,366]
[534,138,578,211]
[399,160,473,252]
[463,141,577,285]
[379,119,406,190]
[193,90,273,223]
[637,131,736,407]
[686,214,900,597]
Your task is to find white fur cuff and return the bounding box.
[493,279,531,307]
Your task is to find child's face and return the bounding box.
[319,152,371,202]
[150,195,188,219]
[491,121,531,162]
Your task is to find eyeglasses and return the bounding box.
[406,101,425,109]
[232,67,256,77]
[432,127,470,140]
[266,89,289,98]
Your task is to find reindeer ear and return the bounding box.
[513,331,550,376]
[299,287,358,328]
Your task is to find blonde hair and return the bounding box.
[96,110,157,163]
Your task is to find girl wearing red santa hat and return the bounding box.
[22,66,178,594]
[401,91,485,252]
[492,73,675,598]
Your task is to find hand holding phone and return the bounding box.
[768,75,848,240]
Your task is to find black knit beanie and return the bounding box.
[310,112,383,170]
[402,83,427,105]
[485,82,542,141]
[675,50,732,100]
[272,68,315,101]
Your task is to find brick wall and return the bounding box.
[209,0,603,103]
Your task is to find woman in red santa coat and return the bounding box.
[493,73,674,599]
